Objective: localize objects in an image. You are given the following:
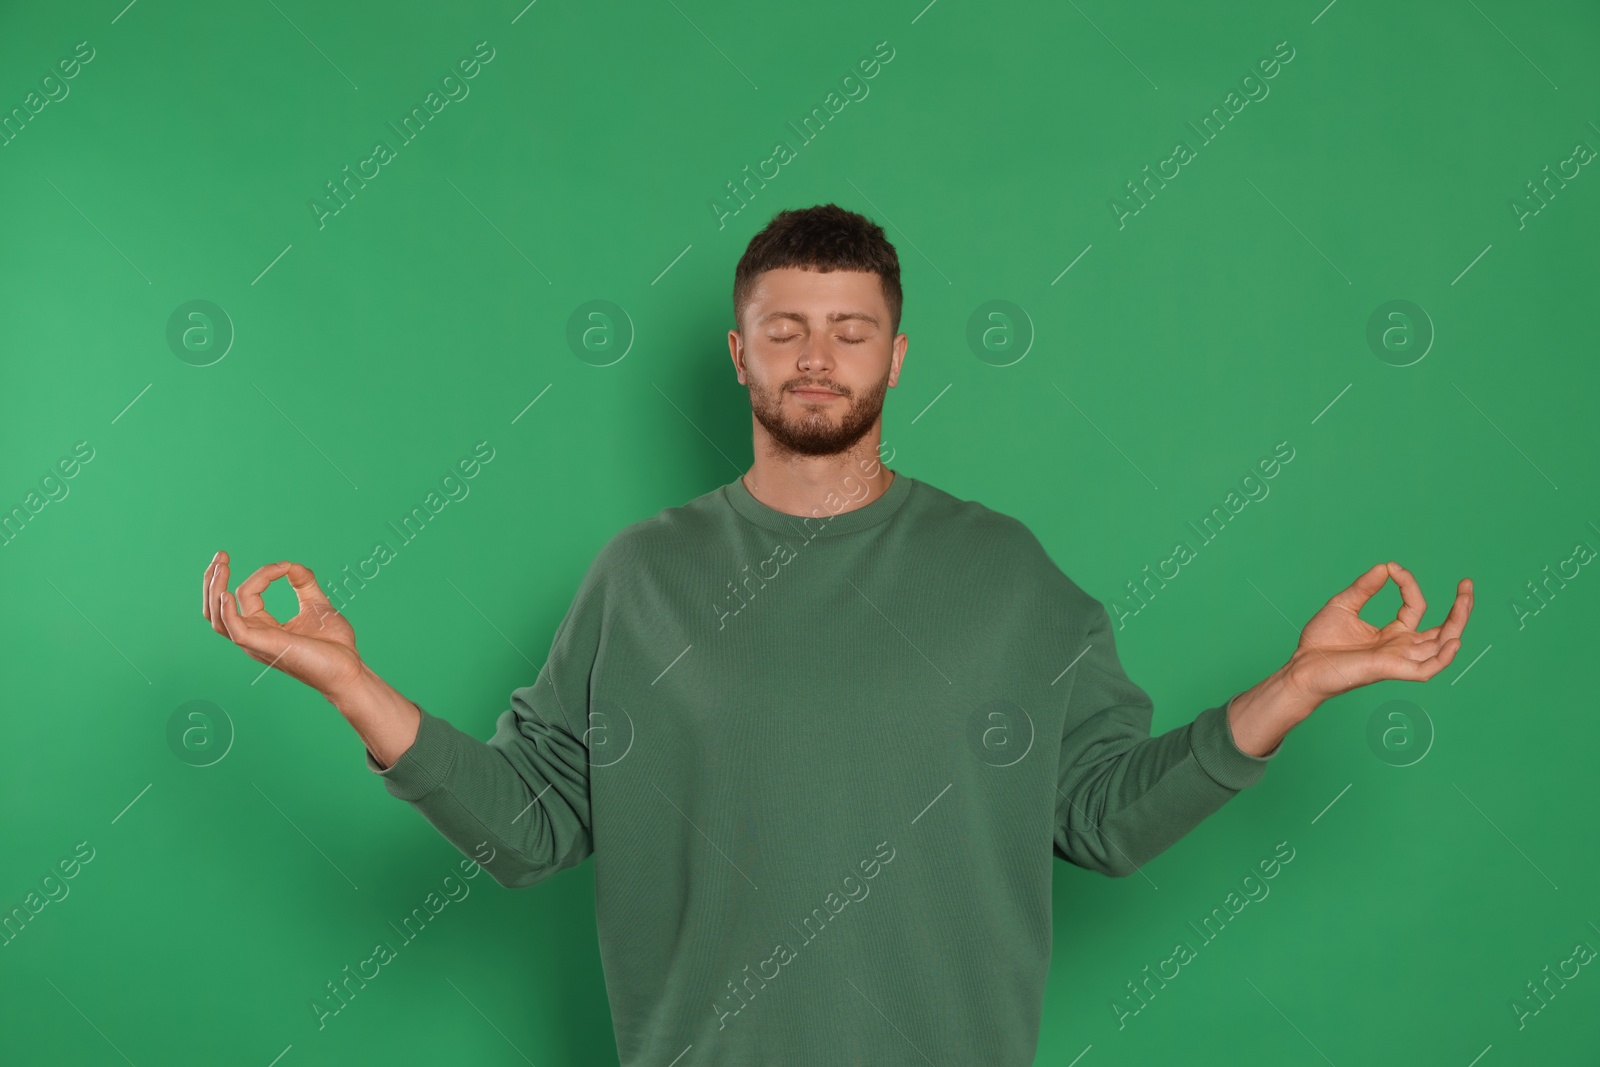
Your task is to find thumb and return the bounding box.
[284,561,334,613]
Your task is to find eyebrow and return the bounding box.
[759,310,881,328]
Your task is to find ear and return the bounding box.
[887,331,908,388]
[727,328,746,384]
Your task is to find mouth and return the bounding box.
[792,388,844,401]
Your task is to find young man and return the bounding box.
[202,204,1473,1066]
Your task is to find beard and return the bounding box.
[747,365,891,458]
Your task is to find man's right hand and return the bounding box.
[203,550,364,699]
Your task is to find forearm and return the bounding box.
[1056,698,1275,877]
[1226,656,1321,757]
[352,677,597,889]
[1063,663,1312,877]
[324,663,422,770]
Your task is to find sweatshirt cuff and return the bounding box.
[1189,695,1276,792]
[365,704,460,801]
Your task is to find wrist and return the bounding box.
[1227,661,1320,758]
[323,660,380,711]
[322,662,422,769]
[1282,650,1331,709]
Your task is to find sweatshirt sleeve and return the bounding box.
[363,555,608,889]
[1053,597,1277,878]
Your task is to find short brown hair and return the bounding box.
[732,204,903,335]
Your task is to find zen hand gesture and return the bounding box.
[1289,561,1473,703]
[202,550,364,697]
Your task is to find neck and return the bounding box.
[742,432,894,518]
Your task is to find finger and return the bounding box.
[202,551,220,620]
[1327,562,1391,615]
[236,561,291,624]
[207,554,231,636]
[1416,578,1475,641]
[216,583,239,640]
[217,583,289,661]
[203,551,221,623]
[1416,638,1462,680]
[1387,561,1428,631]
[1436,577,1473,643]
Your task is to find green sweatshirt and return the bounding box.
[367,468,1276,1066]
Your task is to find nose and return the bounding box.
[797,343,834,374]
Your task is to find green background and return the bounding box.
[2,0,1597,1063]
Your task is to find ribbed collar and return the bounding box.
[722,469,914,538]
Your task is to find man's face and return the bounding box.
[729,267,907,458]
